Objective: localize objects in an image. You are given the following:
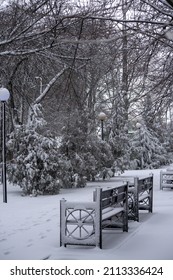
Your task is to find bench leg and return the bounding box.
[123,211,128,232]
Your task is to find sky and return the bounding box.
[0,166,173,261]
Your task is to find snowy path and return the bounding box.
[0,167,173,260]
[109,190,173,260]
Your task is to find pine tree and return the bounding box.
[129,123,170,169]
[7,104,71,195]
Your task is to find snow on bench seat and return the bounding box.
[102,207,124,221]
[138,193,150,202]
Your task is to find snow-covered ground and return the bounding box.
[0,167,173,260]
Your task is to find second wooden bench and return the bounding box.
[112,175,153,221]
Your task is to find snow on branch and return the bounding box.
[34,66,67,105]
[142,0,173,17]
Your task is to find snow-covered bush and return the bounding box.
[7,104,71,195]
[7,126,61,195]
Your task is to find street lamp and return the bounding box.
[136,122,142,130]
[136,122,143,169]
[98,112,107,140]
[0,87,10,203]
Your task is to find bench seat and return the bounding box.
[102,207,124,221]
[138,193,150,202]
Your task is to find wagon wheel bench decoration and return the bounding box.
[65,208,95,240]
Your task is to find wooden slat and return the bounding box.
[138,194,150,202]
[102,207,124,221]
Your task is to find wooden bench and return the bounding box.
[60,184,128,249]
[112,175,153,221]
[160,170,173,190]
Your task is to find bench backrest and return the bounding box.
[93,184,128,210]
[135,175,153,193]
[160,170,173,189]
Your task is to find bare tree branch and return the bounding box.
[34,66,68,104]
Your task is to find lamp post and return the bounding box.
[98,112,107,140]
[136,122,143,169]
[0,87,10,203]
